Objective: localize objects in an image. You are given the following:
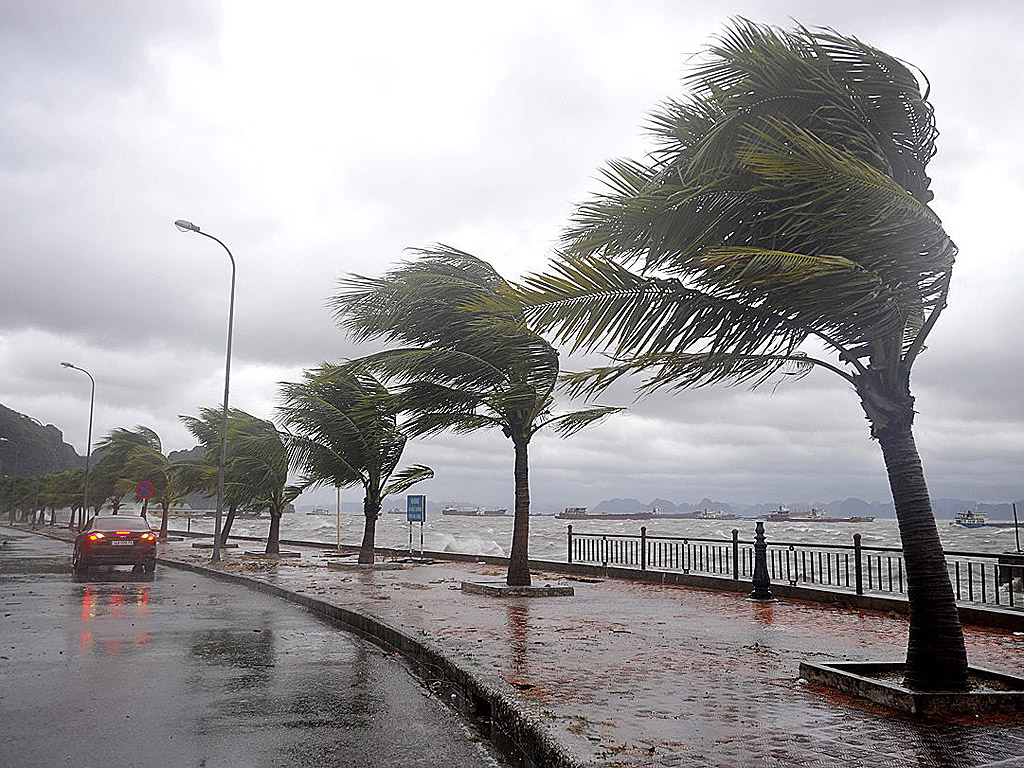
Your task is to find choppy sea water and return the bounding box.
[173,512,1024,560]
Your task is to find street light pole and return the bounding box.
[60,362,95,530]
[174,219,235,563]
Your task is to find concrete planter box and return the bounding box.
[800,660,1024,716]
[461,581,574,598]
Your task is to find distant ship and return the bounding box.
[441,505,507,516]
[763,506,875,524]
[649,508,737,520]
[950,510,1018,528]
[306,508,332,516]
[555,507,653,520]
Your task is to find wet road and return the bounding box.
[0,529,507,768]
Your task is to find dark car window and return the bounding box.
[91,516,153,532]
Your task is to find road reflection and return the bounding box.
[77,584,152,655]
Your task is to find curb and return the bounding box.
[157,554,595,768]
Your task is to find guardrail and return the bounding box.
[566,524,1024,611]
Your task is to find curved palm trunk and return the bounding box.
[359,497,379,564]
[159,503,170,538]
[506,438,531,587]
[140,499,149,519]
[220,502,238,547]
[860,373,969,691]
[266,510,281,555]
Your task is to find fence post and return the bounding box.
[749,521,775,601]
[567,525,573,564]
[601,535,608,568]
[640,526,647,571]
[732,529,740,580]
[853,533,863,595]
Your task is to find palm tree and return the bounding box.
[512,20,965,690]
[180,407,252,546]
[93,427,162,519]
[278,364,434,564]
[219,413,302,555]
[330,247,622,585]
[125,442,188,539]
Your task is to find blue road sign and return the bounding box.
[406,494,426,523]
[136,480,155,499]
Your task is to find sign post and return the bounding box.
[406,495,426,559]
[336,486,342,553]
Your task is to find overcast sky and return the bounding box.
[2,0,1022,510]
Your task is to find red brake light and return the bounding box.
[88,532,105,540]
[140,533,156,540]
[115,531,131,535]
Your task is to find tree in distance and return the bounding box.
[278,364,433,564]
[330,246,622,586]
[512,20,966,690]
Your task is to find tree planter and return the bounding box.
[461,581,574,598]
[799,661,1024,716]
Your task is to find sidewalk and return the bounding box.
[26,527,1024,766]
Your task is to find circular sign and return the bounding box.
[136,480,155,499]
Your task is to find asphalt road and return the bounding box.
[0,528,508,768]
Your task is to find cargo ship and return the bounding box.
[763,506,875,523]
[555,507,653,520]
[441,505,507,516]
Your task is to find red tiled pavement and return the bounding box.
[148,539,1024,768]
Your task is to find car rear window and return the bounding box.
[92,516,153,532]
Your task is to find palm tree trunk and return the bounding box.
[859,369,969,691]
[220,503,238,547]
[140,499,148,519]
[358,496,379,564]
[266,510,281,555]
[506,437,531,587]
[159,503,169,538]
[877,421,969,690]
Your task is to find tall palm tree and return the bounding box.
[278,364,434,564]
[513,20,965,690]
[125,442,188,539]
[330,247,622,585]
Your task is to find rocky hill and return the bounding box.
[0,403,84,476]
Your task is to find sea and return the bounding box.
[172,511,1024,560]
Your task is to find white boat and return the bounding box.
[951,510,986,528]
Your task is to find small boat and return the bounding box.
[951,510,987,528]
[555,507,653,520]
[441,505,507,516]
[306,508,333,516]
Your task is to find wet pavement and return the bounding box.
[0,529,508,768]
[10,525,1024,767]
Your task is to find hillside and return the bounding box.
[0,403,84,476]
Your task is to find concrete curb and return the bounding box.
[158,554,595,768]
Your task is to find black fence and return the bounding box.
[566,525,1024,611]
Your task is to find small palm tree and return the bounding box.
[180,407,253,546]
[220,413,302,555]
[330,247,622,585]
[278,364,433,564]
[513,21,965,689]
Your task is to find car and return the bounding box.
[73,515,157,575]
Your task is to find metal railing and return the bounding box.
[566,525,1024,611]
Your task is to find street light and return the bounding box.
[61,362,95,530]
[174,219,236,563]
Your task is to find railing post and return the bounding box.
[853,533,863,595]
[749,521,775,601]
[640,526,647,571]
[567,525,573,564]
[732,529,740,580]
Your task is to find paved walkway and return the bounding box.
[20,526,1024,767]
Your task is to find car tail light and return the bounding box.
[115,531,132,535]
[140,533,156,540]
[88,532,105,540]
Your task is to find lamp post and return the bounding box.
[174,219,236,563]
[60,362,95,530]
[0,437,9,524]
